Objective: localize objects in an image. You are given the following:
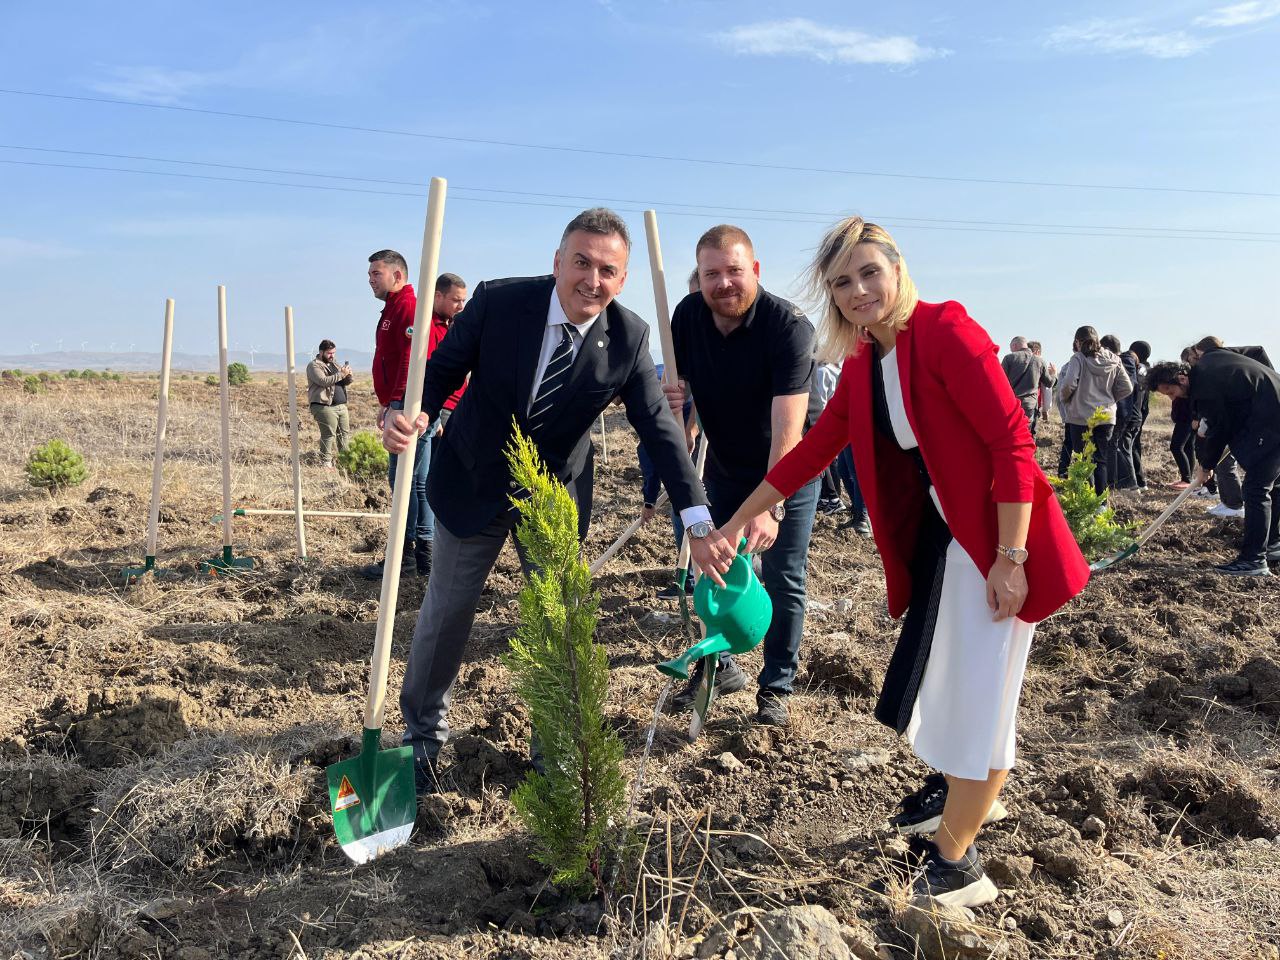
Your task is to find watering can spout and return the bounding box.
[657,632,730,680]
[655,540,773,680]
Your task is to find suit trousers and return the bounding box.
[399,509,532,759]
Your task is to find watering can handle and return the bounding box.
[738,536,749,554]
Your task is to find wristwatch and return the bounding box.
[687,520,715,539]
[997,544,1029,565]
[769,504,786,522]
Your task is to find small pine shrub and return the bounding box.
[82,369,100,381]
[204,374,218,386]
[1050,408,1136,560]
[503,426,626,897]
[338,431,389,479]
[26,440,88,491]
[2,369,20,380]
[65,369,80,379]
[226,362,251,386]
[22,375,43,394]
[110,372,123,382]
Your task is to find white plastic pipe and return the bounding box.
[284,306,307,559]
[144,299,175,561]
[217,286,234,551]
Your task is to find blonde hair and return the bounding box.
[805,218,918,363]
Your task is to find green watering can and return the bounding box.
[657,540,773,680]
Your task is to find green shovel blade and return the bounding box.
[1089,542,1139,572]
[327,728,416,865]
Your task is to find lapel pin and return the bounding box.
[596,340,604,348]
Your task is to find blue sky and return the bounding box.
[1,1,1277,368]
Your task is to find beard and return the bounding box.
[707,285,757,322]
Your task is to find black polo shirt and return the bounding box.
[671,286,814,484]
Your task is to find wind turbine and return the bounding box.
[248,343,261,367]
[56,339,63,352]
[80,341,88,351]
[29,342,38,354]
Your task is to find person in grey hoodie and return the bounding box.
[1057,325,1133,493]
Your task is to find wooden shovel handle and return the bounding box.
[364,177,447,732]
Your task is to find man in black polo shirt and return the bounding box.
[664,224,819,726]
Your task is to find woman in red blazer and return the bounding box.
[719,218,1089,907]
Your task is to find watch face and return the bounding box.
[688,521,713,538]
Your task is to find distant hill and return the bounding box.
[0,349,376,374]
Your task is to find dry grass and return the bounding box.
[91,725,340,874]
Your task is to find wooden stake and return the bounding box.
[144,299,175,562]
[234,507,389,520]
[365,177,447,733]
[284,306,307,560]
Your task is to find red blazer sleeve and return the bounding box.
[767,359,852,497]
[929,306,1038,502]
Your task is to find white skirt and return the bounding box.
[903,499,1036,782]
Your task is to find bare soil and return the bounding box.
[2,375,1278,959]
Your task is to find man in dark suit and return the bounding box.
[382,207,737,789]
[1151,354,1280,577]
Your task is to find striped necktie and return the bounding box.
[528,323,580,433]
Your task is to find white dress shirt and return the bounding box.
[533,291,711,531]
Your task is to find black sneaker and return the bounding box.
[1267,546,1280,567]
[668,657,748,712]
[656,579,695,600]
[754,689,790,727]
[1214,557,1271,577]
[890,774,1008,835]
[908,839,998,908]
[816,498,847,515]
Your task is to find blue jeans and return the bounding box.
[704,472,820,695]
[388,400,433,546]
[835,446,866,523]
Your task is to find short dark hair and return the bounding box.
[1100,334,1122,353]
[318,339,336,352]
[368,249,409,276]
[435,272,465,294]
[1128,340,1151,362]
[1148,361,1189,389]
[559,207,630,251]
[1195,335,1224,353]
[1180,346,1197,363]
[1027,340,1042,353]
[696,224,754,260]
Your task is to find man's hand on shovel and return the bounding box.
[689,530,735,587]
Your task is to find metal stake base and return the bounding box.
[201,545,255,575]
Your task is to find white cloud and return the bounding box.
[1195,1,1280,27]
[1046,19,1209,58]
[716,18,948,66]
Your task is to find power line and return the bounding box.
[3,145,1277,241]
[2,86,1276,200]
[7,157,1280,244]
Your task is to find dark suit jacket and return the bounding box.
[420,275,707,539]
[1190,348,1280,471]
[1228,345,1274,370]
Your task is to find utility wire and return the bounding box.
[3,143,1274,238]
[2,87,1276,200]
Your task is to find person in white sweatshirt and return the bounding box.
[1057,325,1133,493]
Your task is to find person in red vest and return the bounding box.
[426,273,469,440]
[716,217,1089,908]
[366,249,432,579]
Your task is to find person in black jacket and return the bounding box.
[1115,341,1151,490]
[381,208,738,788]
[1150,354,1280,576]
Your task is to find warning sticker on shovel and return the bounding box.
[334,775,361,811]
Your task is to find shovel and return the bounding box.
[327,176,446,864]
[1090,476,1204,572]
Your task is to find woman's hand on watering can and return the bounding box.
[742,512,778,554]
[688,531,736,587]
